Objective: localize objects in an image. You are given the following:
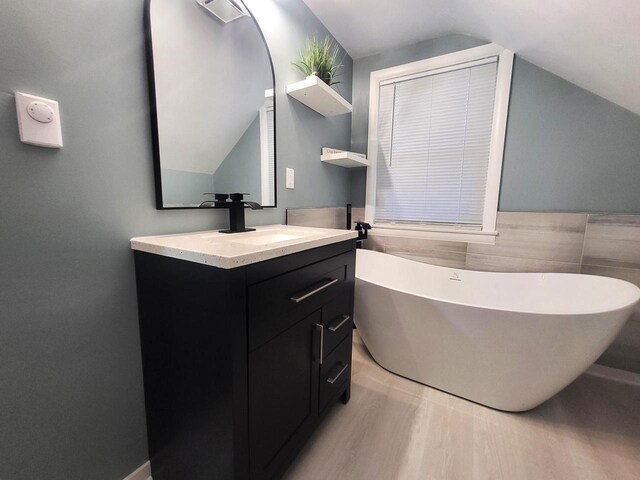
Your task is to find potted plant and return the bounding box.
[292,35,343,87]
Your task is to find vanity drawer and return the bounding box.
[248,252,352,351]
[322,292,353,358]
[319,334,352,413]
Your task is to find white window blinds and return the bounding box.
[375,58,498,229]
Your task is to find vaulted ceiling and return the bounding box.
[302,0,640,116]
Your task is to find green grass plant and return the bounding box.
[292,35,343,86]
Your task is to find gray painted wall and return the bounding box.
[349,34,640,213]
[0,0,351,479]
[501,58,640,212]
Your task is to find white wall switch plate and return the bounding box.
[15,92,63,148]
[286,168,295,189]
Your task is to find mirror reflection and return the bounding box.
[147,0,276,208]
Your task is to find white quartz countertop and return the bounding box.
[130,224,358,269]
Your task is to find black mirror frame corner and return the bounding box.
[143,0,278,210]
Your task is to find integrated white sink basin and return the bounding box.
[131,225,358,269]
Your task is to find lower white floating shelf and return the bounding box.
[321,150,369,168]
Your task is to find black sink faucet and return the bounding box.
[199,193,263,233]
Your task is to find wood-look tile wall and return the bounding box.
[467,212,587,272]
[581,215,640,373]
[286,207,348,230]
[288,208,640,373]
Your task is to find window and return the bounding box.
[365,44,513,243]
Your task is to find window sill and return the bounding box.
[369,225,497,245]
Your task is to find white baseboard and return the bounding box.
[587,364,640,386]
[123,461,152,480]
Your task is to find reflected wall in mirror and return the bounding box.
[146,0,276,209]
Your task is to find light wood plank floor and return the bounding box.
[283,334,640,480]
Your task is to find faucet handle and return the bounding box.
[229,193,251,201]
[244,201,263,210]
[203,193,229,202]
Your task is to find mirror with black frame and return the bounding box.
[146,0,276,209]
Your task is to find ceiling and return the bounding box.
[301,0,640,116]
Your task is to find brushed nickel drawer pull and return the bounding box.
[290,278,338,303]
[319,324,324,365]
[326,362,349,385]
[328,315,350,332]
[313,324,324,364]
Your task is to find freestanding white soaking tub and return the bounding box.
[354,249,640,411]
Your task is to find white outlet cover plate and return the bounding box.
[286,168,295,189]
[15,92,63,148]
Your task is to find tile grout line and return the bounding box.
[582,263,640,275]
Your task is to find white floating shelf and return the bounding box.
[321,148,369,168]
[286,75,352,117]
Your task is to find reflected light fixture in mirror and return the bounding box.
[196,0,247,23]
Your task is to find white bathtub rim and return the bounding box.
[356,250,640,317]
[356,276,638,318]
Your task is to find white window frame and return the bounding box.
[365,44,514,244]
[259,96,274,206]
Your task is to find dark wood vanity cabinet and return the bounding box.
[135,240,356,480]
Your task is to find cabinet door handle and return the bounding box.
[290,278,338,303]
[326,362,349,385]
[328,315,350,332]
[314,324,324,365]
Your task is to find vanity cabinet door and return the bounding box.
[248,310,321,480]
